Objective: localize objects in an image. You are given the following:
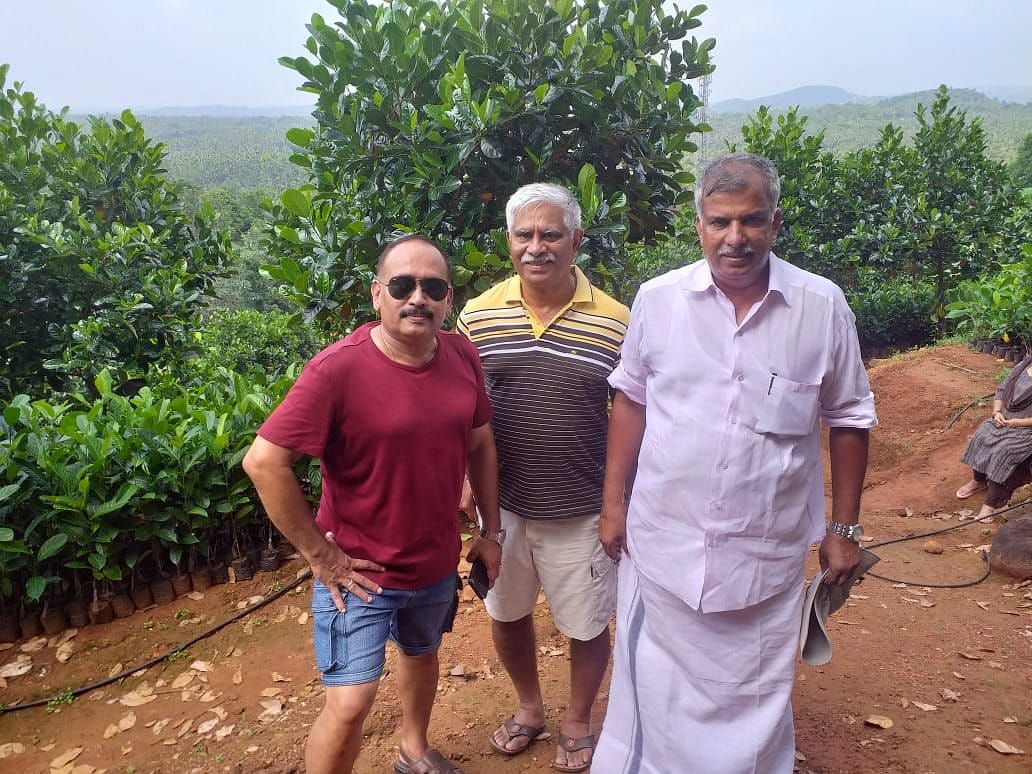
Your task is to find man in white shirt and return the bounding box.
[593,152,877,773]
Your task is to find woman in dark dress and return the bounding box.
[956,353,1032,518]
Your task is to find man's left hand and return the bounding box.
[818,533,860,586]
[466,537,502,587]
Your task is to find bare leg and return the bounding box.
[491,615,545,750]
[554,628,610,770]
[305,681,379,774]
[396,650,441,762]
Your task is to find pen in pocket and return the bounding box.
[767,373,777,395]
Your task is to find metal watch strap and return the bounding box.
[479,528,505,545]
[827,521,862,542]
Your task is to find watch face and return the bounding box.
[849,524,864,542]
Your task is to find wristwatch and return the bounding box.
[479,528,506,546]
[827,521,864,543]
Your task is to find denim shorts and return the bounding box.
[311,571,460,686]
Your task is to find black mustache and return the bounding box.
[400,308,433,319]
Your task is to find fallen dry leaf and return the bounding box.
[171,671,196,689]
[912,701,938,711]
[108,663,123,678]
[0,654,33,678]
[196,718,219,735]
[49,747,84,768]
[865,715,894,729]
[215,724,235,741]
[271,671,290,682]
[974,600,990,611]
[1004,716,1018,723]
[55,640,76,663]
[151,718,171,736]
[190,660,212,672]
[233,665,243,685]
[298,611,309,625]
[118,711,137,732]
[260,687,282,697]
[449,664,467,677]
[0,742,25,758]
[988,738,1025,754]
[953,671,967,680]
[103,724,119,740]
[20,635,47,653]
[958,652,984,660]
[187,591,205,601]
[940,688,961,701]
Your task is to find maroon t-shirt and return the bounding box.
[257,323,493,589]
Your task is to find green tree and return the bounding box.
[266,0,713,332]
[0,67,232,397]
[1010,132,1032,189]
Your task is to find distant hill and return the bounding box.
[702,87,1032,163]
[139,104,314,118]
[98,86,1029,192]
[712,85,874,113]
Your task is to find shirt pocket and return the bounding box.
[755,376,820,436]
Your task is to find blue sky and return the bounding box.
[1,0,1030,112]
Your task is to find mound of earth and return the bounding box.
[1,344,1030,774]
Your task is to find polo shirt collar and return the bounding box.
[504,266,594,306]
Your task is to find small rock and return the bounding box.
[922,540,945,555]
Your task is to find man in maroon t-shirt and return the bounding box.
[243,235,503,774]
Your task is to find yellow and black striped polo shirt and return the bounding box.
[458,267,629,519]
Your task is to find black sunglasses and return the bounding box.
[376,275,450,301]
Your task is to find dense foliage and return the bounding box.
[0,67,233,398]
[266,0,713,332]
[705,87,1032,165]
[137,115,310,191]
[725,87,1024,351]
[0,369,296,611]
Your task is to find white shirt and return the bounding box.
[609,254,877,613]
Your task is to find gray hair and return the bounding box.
[694,153,781,215]
[505,183,582,233]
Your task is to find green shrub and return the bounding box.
[848,274,937,353]
[190,310,325,382]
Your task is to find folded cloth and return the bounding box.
[799,548,880,666]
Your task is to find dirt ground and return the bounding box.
[1,343,1031,774]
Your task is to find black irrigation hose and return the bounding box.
[863,497,1032,588]
[0,567,313,714]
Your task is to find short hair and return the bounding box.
[695,153,781,215]
[376,233,449,277]
[505,183,582,233]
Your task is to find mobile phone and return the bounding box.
[468,557,489,600]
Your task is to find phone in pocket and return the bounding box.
[468,557,490,600]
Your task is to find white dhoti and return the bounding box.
[594,554,802,774]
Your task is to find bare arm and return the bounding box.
[242,436,383,611]
[464,423,503,584]
[600,391,646,560]
[819,426,870,585]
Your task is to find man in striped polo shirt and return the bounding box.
[458,183,629,773]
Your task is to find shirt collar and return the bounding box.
[681,252,790,305]
[504,265,594,306]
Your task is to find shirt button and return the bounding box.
[730,416,737,424]
[712,501,723,511]
[720,461,729,470]
[736,373,744,381]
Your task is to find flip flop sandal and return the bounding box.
[489,716,549,755]
[393,747,464,774]
[553,733,596,773]
[956,481,987,499]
